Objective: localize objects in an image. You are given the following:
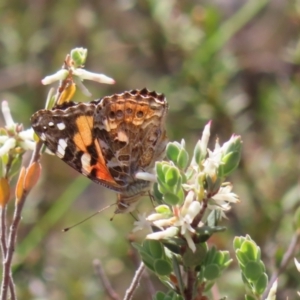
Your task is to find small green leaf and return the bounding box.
[233,236,243,250]
[163,192,181,206]
[182,243,207,267]
[203,264,220,280]
[219,151,241,177]
[244,261,263,281]
[177,149,189,169]
[71,47,87,66]
[166,142,180,163]
[155,205,171,215]
[153,291,166,300]
[240,240,259,261]
[154,259,172,276]
[153,183,164,203]
[149,240,164,259]
[254,273,268,295]
[165,167,180,187]
[236,249,250,266]
[156,162,165,182]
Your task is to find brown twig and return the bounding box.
[123,262,145,300]
[262,230,300,299]
[184,268,196,300]
[128,241,155,299]
[0,141,42,300]
[0,206,15,300]
[1,189,27,300]
[93,259,120,300]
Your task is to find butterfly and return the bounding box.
[31,88,168,213]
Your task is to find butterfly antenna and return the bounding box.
[62,204,114,232]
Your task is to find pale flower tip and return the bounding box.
[41,70,69,85]
[146,227,178,240]
[1,101,14,126]
[73,69,115,84]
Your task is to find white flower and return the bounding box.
[0,138,16,156]
[41,69,69,85]
[72,69,115,84]
[208,183,239,213]
[146,191,201,252]
[132,213,152,232]
[202,140,222,178]
[135,171,156,182]
[212,183,239,204]
[200,121,211,155]
[0,101,37,155]
[147,227,179,240]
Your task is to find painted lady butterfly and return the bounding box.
[31,89,168,213]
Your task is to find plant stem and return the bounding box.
[93,259,120,300]
[123,262,145,300]
[1,190,27,300]
[185,269,196,300]
[263,230,300,298]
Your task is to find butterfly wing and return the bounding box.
[30,101,122,191]
[93,89,168,197]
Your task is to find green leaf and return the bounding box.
[166,142,180,163]
[177,149,189,169]
[233,236,244,250]
[182,243,207,267]
[149,240,164,259]
[165,167,180,187]
[140,252,155,272]
[153,183,164,202]
[240,240,259,261]
[253,273,268,295]
[154,291,166,300]
[244,261,263,281]
[163,192,181,206]
[219,151,241,177]
[236,249,250,266]
[154,259,172,276]
[156,162,165,182]
[203,264,220,280]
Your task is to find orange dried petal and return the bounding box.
[24,162,41,192]
[15,167,26,201]
[0,177,10,207]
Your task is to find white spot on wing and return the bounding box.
[57,138,68,158]
[117,130,128,142]
[48,121,54,127]
[57,122,66,130]
[81,153,91,171]
[41,133,46,141]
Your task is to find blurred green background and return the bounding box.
[0,0,299,299]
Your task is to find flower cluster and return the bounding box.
[134,122,242,253]
[0,101,36,159]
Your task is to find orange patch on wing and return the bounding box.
[73,115,93,152]
[93,139,117,185]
